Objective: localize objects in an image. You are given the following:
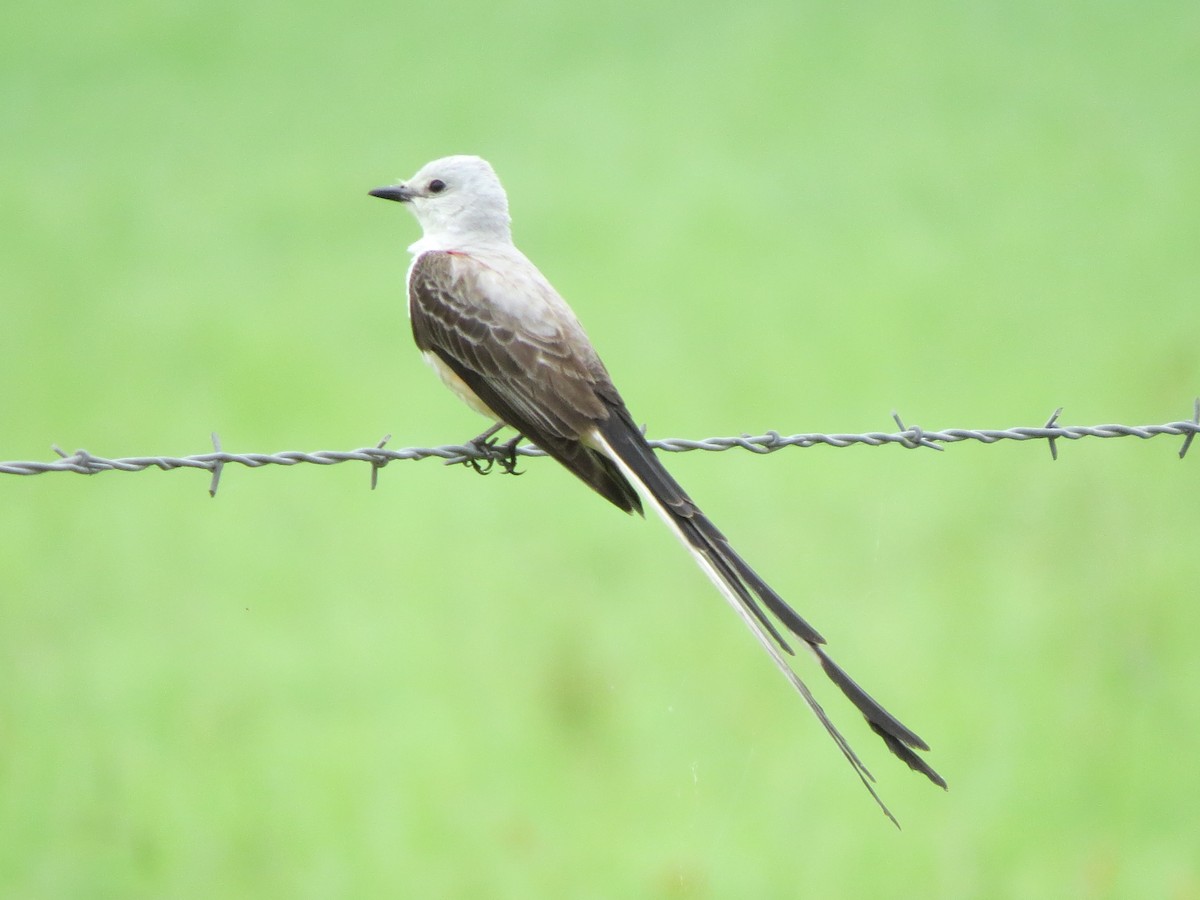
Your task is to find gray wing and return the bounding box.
[408,250,642,514]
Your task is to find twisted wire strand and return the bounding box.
[3,402,1196,495]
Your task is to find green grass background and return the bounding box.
[3,1,1198,896]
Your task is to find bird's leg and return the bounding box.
[464,422,507,475]
[494,433,525,477]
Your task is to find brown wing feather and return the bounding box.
[409,251,642,514]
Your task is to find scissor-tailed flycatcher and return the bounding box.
[370,155,944,821]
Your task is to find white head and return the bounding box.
[369,155,512,250]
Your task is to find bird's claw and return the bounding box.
[464,430,524,476]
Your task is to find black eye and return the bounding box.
[428,179,446,194]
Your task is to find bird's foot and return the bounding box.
[463,424,524,476]
[493,434,524,476]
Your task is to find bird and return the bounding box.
[369,155,944,822]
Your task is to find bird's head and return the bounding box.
[370,155,512,248]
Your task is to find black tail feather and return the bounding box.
[594,408,945,806]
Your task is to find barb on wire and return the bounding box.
[369,434,392,490]
[1043,408,1064,461]
[1180,398,1200,461]
[208,433,224,498]
[2,403,1196,491]
[890,412,944,452]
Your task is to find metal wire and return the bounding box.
[3,401,1196,496]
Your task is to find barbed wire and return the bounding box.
[2,402,1196,497]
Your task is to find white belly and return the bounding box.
[422,350,500,421]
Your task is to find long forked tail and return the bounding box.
[588,411,945,824]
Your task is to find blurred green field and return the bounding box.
[2,1,1198,896]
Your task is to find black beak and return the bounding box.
[368,185,413,202]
